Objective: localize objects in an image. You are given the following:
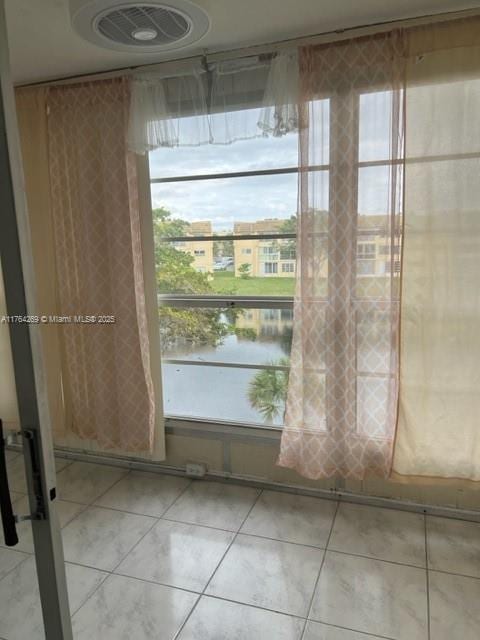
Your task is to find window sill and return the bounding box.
[164,414,282,443]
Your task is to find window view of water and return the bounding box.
[161,309,292,426]
[161,307,392,429]
[151,98,397,430]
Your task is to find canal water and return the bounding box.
[161,307,392,430]
[162,310,292,426]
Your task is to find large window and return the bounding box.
[149,91,400,428]
[149,109,299,426]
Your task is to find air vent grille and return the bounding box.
[70,0,209,53]
[97,5,191,46]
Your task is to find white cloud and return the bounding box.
[149,93,395,231]
[151,172,298,232]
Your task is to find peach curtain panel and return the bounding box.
[15,87,66,440]
[44,78,156,452]
[1,87,65,436]
[278,33,406,479]
[393,18,480,480]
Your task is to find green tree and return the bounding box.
[279,216,297,263]
[213,237,234,259]
[153,207,229,350]
[234,327,257,341]
[153,206,189,239]
[280,215,297,234]
[248,358,290,423]
[238,263,251,279]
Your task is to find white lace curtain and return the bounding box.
[127,50,299,153]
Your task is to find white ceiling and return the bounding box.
[6,0,480,84]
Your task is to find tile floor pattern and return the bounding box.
[0,451,479,639]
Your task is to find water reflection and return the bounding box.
[162,309,293,365]
[161,307,393,427]
[161,308,293,425]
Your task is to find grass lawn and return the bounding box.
[211,272,389,297]
[211,270,295,296]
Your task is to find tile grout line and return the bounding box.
[43,474,480,581]
[67,473,195,623]
[4,475,480,573]
[108,476,195,575]
[10,468,476,630]
[198,593,397,640]
[0,461,121,591]
[56,458,74,474]
[66,556,308,620]
[306,620,395,640]
[313,547,426,571]
[201,487,263,592]
[61,463,131,508]
[61,465,189,536]
[60,494,334,547]
[424,513,431,640]
[63,561,354,629]
[0,553,396,640]
[2,466,477,633]
[69,572,110,618]
[46,449,480,524]
[58,504,480,585]
[174,591,392,639]
[0,462,96,592]
[49,492,430,571]
[5,523,478,582]
[2,471,476,639]
[299,499,340,640]
[428,566,480,581]
[172,487,264,640]
[91,481,194,519]
[52,473,480,580]
[57,500,91,531]
[54,465,133,548]
[66,558,198,594]
[187,590,306,620]
[0,550,33,587]
[55,466,136,621]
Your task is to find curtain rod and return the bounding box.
[17,6,480,89]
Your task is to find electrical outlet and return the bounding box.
[185,462,207,478]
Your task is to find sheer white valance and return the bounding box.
[127,50,299,154]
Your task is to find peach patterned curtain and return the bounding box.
[15,87,66,441]
[278,33,406,479]
[46,78,155,451]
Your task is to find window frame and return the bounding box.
[152,162,300,428]
[149,87,404,430]
[263,262,279,274]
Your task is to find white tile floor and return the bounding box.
[1,452,480,640]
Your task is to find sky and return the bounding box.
[148,95,395,233]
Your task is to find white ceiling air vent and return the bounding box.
[70,0,210,53]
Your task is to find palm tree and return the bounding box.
[248,358,290,423]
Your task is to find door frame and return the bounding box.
[0,2,73,638]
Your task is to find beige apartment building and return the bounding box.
[235,307,294,338]
[233,219,296,278]
[356,215,402,277]
[177,216,400,279]
[233,216,399,279]
[175,221,215,274]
